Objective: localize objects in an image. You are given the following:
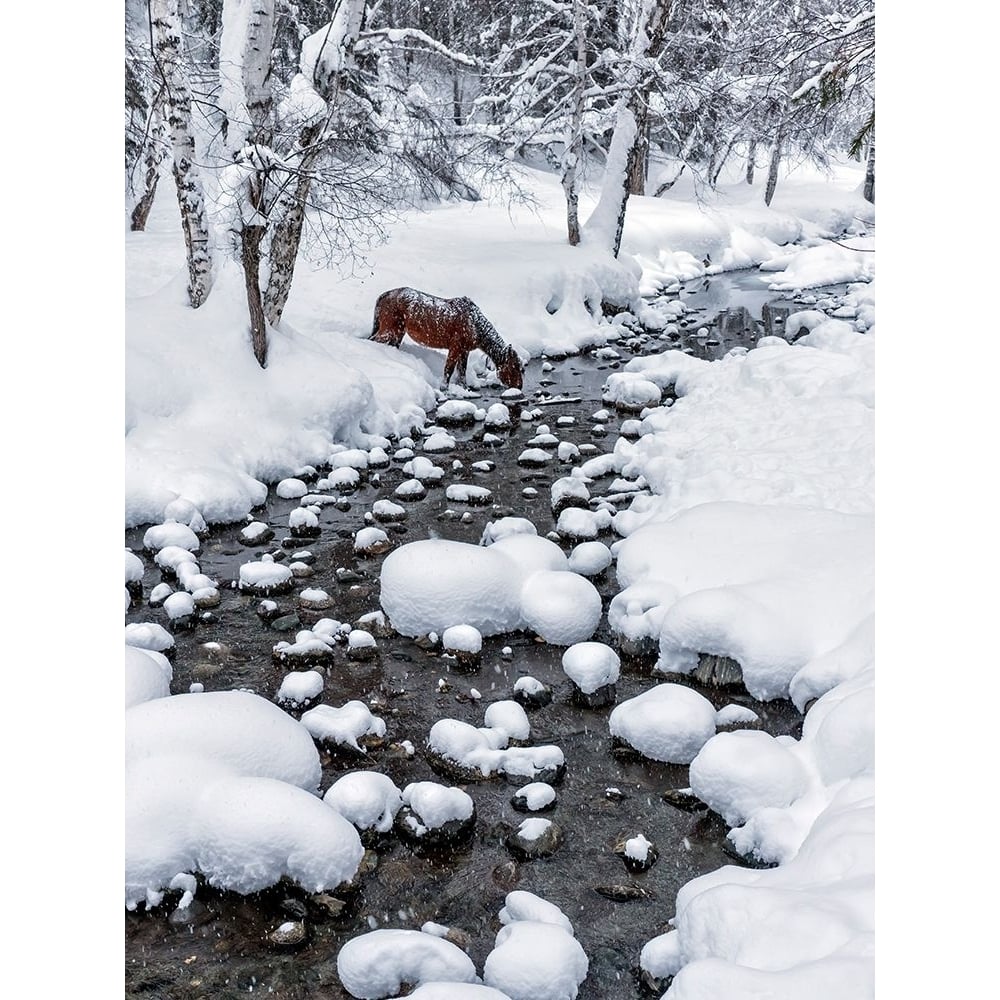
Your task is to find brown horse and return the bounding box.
[370,287,524,389]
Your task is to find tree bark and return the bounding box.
[583,1,672,257]
[130,95,167,232]
[263,0,367,326]
[745,140,757,185]
[151,0,214,307]
[764,128,784,207]
[863,138,875,204]
[242,224,268,366]
[562,0,588,246]
[626,101,649,195]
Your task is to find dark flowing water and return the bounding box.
[125,275,825,999]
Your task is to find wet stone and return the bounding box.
[270,614,301,633]
[267,920,309,950]
[593,883,652,902]
[336,568,364,584]
[168,899,214,927]
[309,893,348,920]
[661,788,709,812]
[506,818,564,859]
[492,860,521,890]
[693,653,744,688]
[571,681,617,709]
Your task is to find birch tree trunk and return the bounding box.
[130,93,168,232]
[263,0,367,327]
[561,0,588,246]
[150,0,214,307]
[583,0,671,258]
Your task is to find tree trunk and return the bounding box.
[745,140,757,185]
[863,138,875,204]
[241,224,268,366]
[263,0,366,326]
[151,0,214,307]
[764,129,784,207]
[626,101,649,195]
[582,1,672,256]
[130,95,167,232]
[562,0,587,246]
[710,136,736,187]
[263,129,321,327]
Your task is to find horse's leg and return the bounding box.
[442,346,461,388]
[456,349,470,387]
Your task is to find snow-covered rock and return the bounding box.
[381,540,523,636]
[276,669,325,707]
[337,929,477,999]
[324,771,403,835]
[300,701,387,750]
[125,646,172,709]
[562,642,620,695]
[484,920,588,1000]
[520,571,601,645]
[608,684,717,764]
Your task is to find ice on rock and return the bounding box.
[125,646,172,709]
[608,684,717,764]
[276,670,325,707]
[435,399,479,425]
[372,499,407,523]
[381,540,523,636]
[324,771,403,834]
[567,541,612,577]
[337,929,477,999]
[143,520,200,553]
[639,930,683,983]
[561,642,620,694]
[125,621,175,654]
[301,701,386,750]
[521,571,601,645]
[484,920,588,1000]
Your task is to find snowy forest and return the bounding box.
[124,1,877,998]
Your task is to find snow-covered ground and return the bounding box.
[125,161,872,528]
[119,151,888,997]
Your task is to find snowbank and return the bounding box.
[125,690,364,908]
[126,158,868,528]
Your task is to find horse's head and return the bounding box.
[498,346,524,389]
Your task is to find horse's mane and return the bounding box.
[463,299,512,364]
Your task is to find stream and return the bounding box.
[125,271,841,999]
